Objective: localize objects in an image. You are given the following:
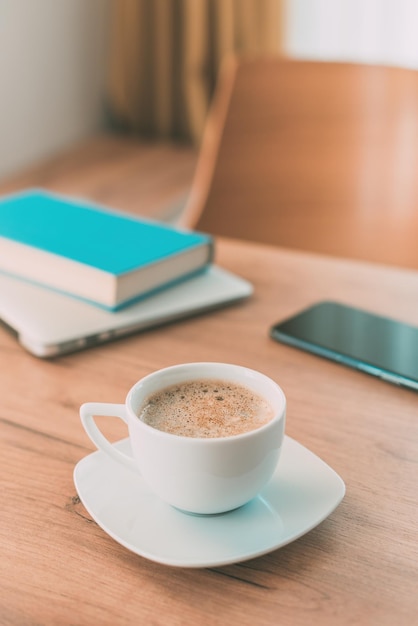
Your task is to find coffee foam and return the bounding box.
[137,378,274,438]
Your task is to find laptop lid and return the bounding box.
[0,266,252,357]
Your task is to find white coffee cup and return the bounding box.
[80,362,286,515]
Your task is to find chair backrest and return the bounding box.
[179,57,418,269]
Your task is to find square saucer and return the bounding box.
[73,436,345,568]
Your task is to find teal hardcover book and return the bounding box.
[0,190,213,310]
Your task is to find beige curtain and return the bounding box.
[107,0,283,143]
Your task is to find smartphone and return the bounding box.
[270,301,418,391]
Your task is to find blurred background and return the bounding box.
[2,0,418,181]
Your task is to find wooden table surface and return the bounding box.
[1,232,417,625]
[0,134,197,223]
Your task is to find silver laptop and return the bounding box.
[0,266,252,357]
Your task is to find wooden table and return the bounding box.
[0,134,198,223]
[1,234,417,625]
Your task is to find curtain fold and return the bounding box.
[107,0,283,143]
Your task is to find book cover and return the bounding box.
[0,189,213,310]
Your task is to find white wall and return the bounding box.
[0,0,110,180]
[285,0,418,69]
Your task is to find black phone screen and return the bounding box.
[270,301,418,390]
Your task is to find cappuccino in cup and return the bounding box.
[80,362,286,514]
[137,378,274,438]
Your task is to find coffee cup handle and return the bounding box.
[80,402,139,474]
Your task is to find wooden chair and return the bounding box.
[179,57,418,269]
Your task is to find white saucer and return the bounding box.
[73,436,345,568]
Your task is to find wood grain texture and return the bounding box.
[181,58,418,270]
[1,235,417,625]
